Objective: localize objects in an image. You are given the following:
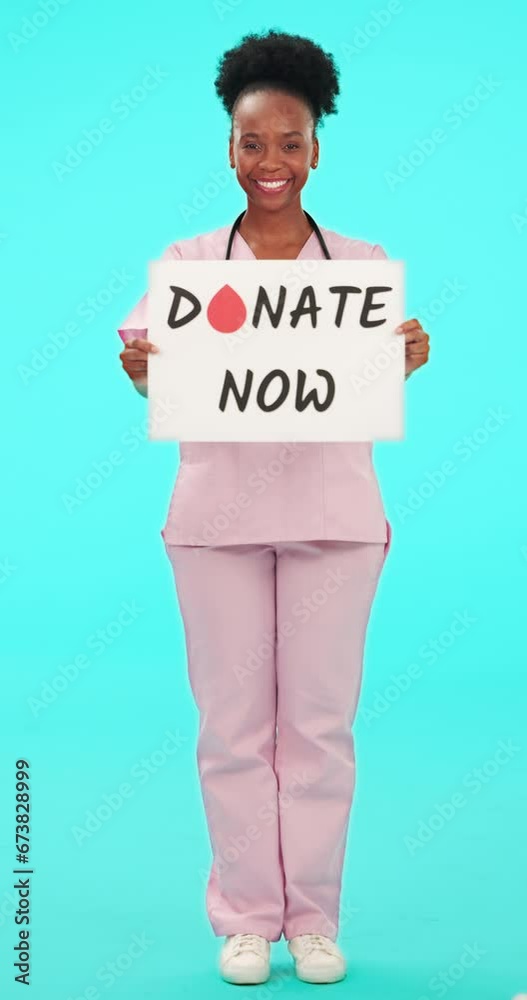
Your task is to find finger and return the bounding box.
[123,361,148,373]
[406,350,430,364]
[120,349,152,362]
[406,338,430,352]
[395,319,422,333]
[125,339,159,353]
[404,331,429,346]
[121,353,148,366]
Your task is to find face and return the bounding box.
[229,89,319,211]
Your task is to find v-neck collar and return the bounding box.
[234,227,320,261]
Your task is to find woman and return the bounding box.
[118,30,429,986]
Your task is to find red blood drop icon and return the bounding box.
[207,284,247,333]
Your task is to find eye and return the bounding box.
[243,142,260,150]
[284,143,300,150]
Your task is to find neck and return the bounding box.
[240,198,311,244]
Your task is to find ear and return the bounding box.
[311,136,320,169]
[229,133,235,168]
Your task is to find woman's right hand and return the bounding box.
[119,338,159,395]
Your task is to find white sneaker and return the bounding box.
[288,933,347,983]
[219,933,271,985]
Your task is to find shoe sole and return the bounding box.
[295,966,346,984]
[220,968,270,985]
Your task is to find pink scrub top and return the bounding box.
[118,222,391,547]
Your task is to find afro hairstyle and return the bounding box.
[214,29,340,128]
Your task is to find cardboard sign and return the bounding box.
[147,259,405,441]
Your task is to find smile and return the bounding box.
[252,178,292,194]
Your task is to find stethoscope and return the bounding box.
[225,210,332,260]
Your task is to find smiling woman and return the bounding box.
[117,26,429,989]
[216,31,340,257]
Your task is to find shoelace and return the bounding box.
[296,934,337,956]
[231,934,266,957]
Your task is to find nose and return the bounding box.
[257,146,285,172]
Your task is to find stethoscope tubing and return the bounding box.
[225,210,332,260]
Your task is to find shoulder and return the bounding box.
[160,224,231,261]
[159,222,389,260]
[319,226,389,260]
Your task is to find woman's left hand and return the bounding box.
[395,319,430,378]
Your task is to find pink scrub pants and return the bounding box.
[165,531,391,942]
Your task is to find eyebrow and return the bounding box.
[240,130,304,140]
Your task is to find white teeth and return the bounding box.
[256,180,289,189]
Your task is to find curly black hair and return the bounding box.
[214,29,340,129]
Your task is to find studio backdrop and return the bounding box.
[1,1,526,998]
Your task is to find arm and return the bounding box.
[117,241,183,396]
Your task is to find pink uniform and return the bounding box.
[118,222,390,547]
[165,536,389,941]
[118,219,393,942]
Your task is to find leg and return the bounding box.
[275,538,388,940]
[165,543,284,941]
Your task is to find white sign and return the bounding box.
[147,259,405,441]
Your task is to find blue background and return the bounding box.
[1,0,527,997]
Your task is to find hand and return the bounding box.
[119,338,159,392]
[395,319,430,378]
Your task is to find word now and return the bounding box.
[220,369,335,413]
[168,283,393,333]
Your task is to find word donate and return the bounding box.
[147,259,404,441]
